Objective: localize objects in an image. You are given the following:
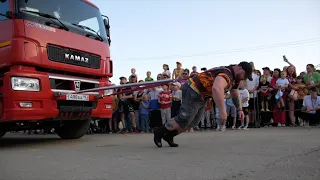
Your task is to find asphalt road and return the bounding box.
[0,127,320,180]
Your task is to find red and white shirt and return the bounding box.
[159,91,172,109]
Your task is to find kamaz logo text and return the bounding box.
[65,54,89,63]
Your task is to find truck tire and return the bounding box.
[56,120,90,139]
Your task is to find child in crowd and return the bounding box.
[201,98,212,131]
[276,71,289,109]
[140,94,150,133]
[171,82,182,118]
[162,64,171,78]
[145,71,153,82]
[225,91,237,129]
[258,75,272,111]
[295,76,308,125]
[129,68,138,83]
[109,94,119,133]
[238,81,250,130]
[158,84,172,124]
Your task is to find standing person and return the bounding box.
[172,62,184,79]
[258,75,272,111]
[303,64,320,95]
[134,86,146,131]
[238,80,250,130]
[148,86,162,129]
[262,67,272,82]
[153,61,252,148]
[190,66,198,77]
[145,71,154,82]
[200,98,213,131]
[295,76,308,125]
[109,94,119,133]
[171,82,182,118]
[246,62,260,127]
[225,91,237,129]
[118,77,137,133]
[129,68,138,83]
[285,64,297,126]
[159,84,172,125]
[162,64,171,78]
[270,69,287,127]
[140,94,150,133]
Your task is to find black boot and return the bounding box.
[153,126,168,148]
[163,130,179,147]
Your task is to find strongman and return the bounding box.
[153,61,253,147]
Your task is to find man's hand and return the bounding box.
[238,110,245,120]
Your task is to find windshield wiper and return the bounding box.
[72,23,103,42]
[20,9,69,31]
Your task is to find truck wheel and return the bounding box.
[56,120,90,139]
[0,131,6,138]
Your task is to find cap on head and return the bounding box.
[119,76,126,80]
[238,61,253,81]
[172,82,181,88]
[262,67,270,71]
[176,62,182,65]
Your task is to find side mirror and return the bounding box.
[102,15,111,45]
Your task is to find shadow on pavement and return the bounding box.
[0,134,64,149]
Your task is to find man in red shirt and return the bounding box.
[153,61,253,148]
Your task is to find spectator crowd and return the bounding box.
[102,59,320,134]
[22,60,320,135]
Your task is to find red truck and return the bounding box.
[0,0,113,139]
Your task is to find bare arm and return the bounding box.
[230,88,242,111]
[172,69,176,79]
[212,76,228,115]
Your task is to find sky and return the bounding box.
[90,0,320,84]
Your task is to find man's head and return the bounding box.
[262,67,271,76]
[176,62,182,68]
[237,61,253,81]
[146,71,151,77]
[119,76,127,84]
[162,73,169,79]
[306,64,315,74]
[130,74,137,82]
[172,82,181,90]
[192,66,197,72]
[183,69,189,78]
[310,87,318,98]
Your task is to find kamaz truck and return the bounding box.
[0,0,113,139]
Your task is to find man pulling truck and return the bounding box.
[153,61,253,147]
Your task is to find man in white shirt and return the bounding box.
[301,87,320,126]
[246,62,260,126]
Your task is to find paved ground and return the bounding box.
[0,127,320,180]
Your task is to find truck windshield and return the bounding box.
[17,0,108,43]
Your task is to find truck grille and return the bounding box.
[47,45,101,69]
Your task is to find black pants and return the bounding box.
[300,110,320,125]
[171,101,181,118]
[149,110,162,128]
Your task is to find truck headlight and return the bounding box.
[104,89,113,96]
[11,77,40,92]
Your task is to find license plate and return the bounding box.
[66,94,89,101]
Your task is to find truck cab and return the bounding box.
[0,0,113,139]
